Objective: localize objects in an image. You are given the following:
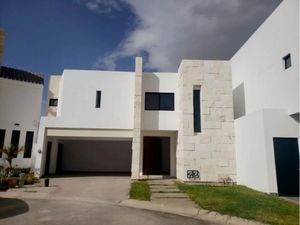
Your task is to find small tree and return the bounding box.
[0,145,24,168]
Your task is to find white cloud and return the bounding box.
[75,0,122,14]
[95,0,281,71]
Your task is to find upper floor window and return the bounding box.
[95,91,101,108]
[145,92,174,111]
[283,54,291,69]
[49,98,58,107]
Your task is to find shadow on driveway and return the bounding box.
[0,197,29,219]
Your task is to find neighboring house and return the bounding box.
[231,0,299,196]
[34,59,236,183]
[0,66,44,168]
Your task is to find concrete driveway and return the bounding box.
[0,176,212,225]
[48,176,131,204]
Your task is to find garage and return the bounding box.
[44,139,132,175]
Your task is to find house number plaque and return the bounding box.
[187,170,200,179]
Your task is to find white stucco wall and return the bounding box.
[0,78,43,168]
[45,70,135,129]
[235,109,298,193]
[141,72,178,131]
[231,0,299,115]
[234,111,270,192]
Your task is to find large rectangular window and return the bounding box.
[95,91,101,108]
[24,131,34,158]
[11,130,20,158]
[0,129,5,158]
[193,89,201,132]
[145,92,174,111]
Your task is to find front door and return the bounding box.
[143,137,170,175]
[273,138,299,196]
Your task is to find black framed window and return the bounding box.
[283,54,291,69]
[95,91,101,108]
[11,130,20,158]
[24,131,34,158]
[145,92,174,111]
[49,98,58,106]
[0,129,5,158]
[193,89,201,132]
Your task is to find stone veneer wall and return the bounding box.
[176,60,236,182]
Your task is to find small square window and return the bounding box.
[49,98,58,106]
[283,54,291,69]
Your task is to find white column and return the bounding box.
[131,57,143,179]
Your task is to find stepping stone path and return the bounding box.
[148,179,189,200]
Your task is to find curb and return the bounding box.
[119,199,266,225]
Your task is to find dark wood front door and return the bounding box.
[273,138,299,196]
[143,137,170,175]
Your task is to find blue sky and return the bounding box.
[0,0,281,113]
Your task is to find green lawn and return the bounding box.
[177,183,299,225]
[129,181,151,201]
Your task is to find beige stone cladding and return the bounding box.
[131,57,143,179]
[176,60,236,182]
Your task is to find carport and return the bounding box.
[42,129,133,176]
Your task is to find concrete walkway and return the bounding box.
[149,179,188,199]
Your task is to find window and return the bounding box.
[49,98,58,106]
[11,130,20,158]
[24,131,34,158]
[95,91,101,108]
[145,92,174,111]
[193,89,201,132]
[233,83,246,120]
[0,129,5,158]
[283,54,291,69]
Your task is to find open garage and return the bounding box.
[44,138,132,175]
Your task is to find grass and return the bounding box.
[129,181,151,201]
[177,183,299,225]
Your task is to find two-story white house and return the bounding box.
[10,0,298,197]
[231,0,299,196]
[34,58,236,183]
